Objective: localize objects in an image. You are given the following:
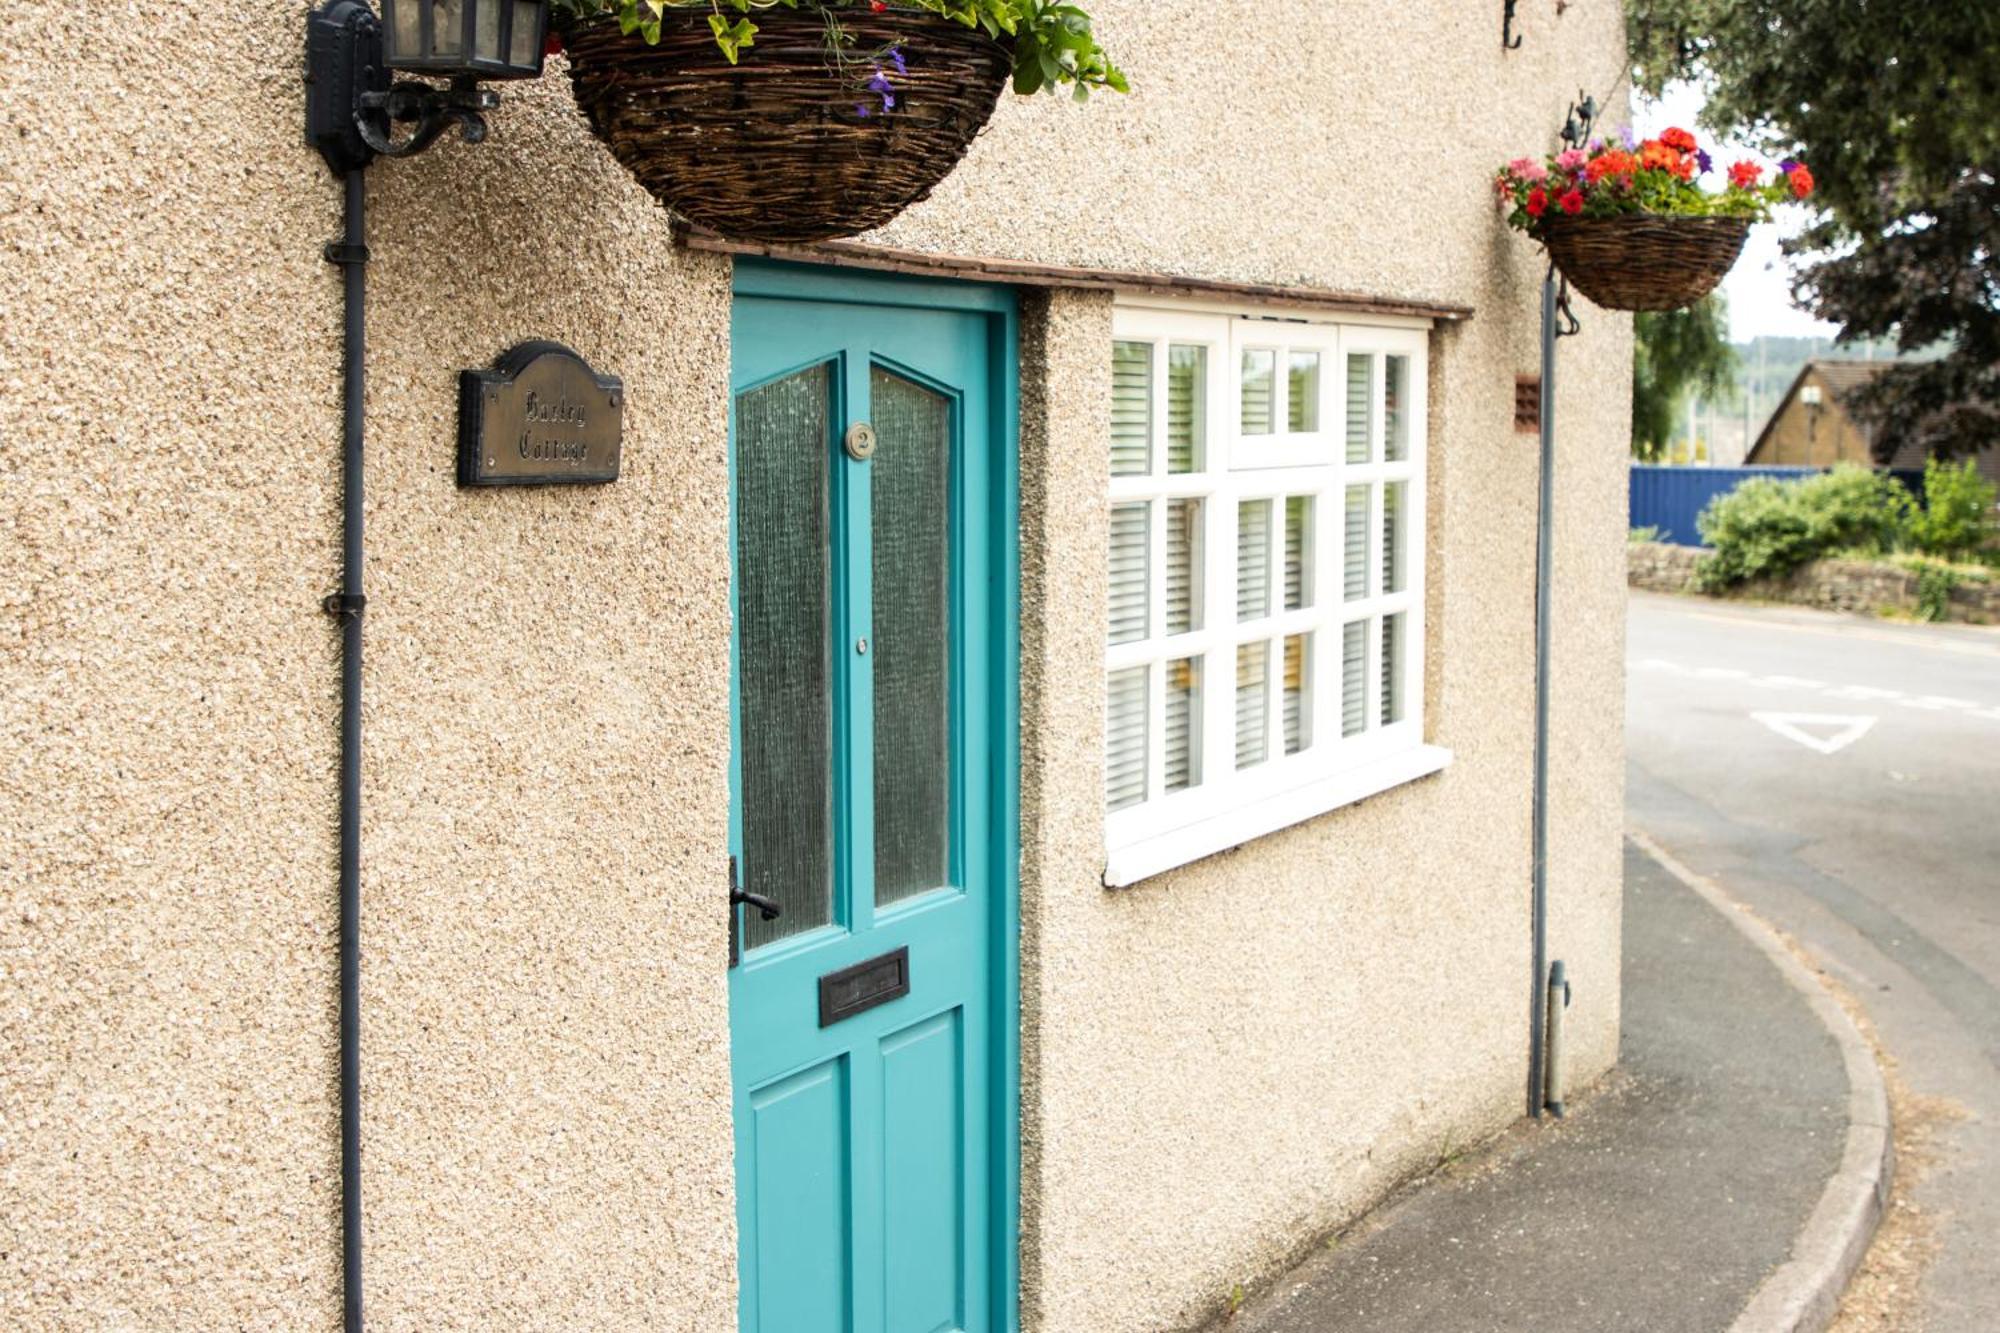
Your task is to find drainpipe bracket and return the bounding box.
[323,241,371,267]
[323,592,367,619]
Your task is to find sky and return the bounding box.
[1632,83,1840,345]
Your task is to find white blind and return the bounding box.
[1112,341,1152,476]
[1284,496,1310,610]
[1167,498,1201,636]
[1288,352,1320,432]
[1108,501,1150,645]
[1236,640,1268,768]
[1342,620,1366,737]
[1385,355,1410,461]
[1165,656,1199,792]
[1282,633,1309,754]
[1343,486,1368,601]
[1383,482,1403,594]
[1382,613,1405,726]
[1106,666,1149,811]
[1237,499,1271,621]
[1240,349,1276,434]
[1345,354,1372,463]
[1167,345,1204,473]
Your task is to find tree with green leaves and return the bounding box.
[1628,2,2000,461]
[1632,295,1738,462]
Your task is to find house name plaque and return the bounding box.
[458,341,623,486]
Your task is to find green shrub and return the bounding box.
[1911,560,1960,622]
[1907,457,1998,561]
[1629,524,1664,544]
[1694,464,1914,590]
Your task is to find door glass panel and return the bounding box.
[736,365,834,949]
[871,367,952,906]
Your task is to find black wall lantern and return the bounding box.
[307,0,547,174]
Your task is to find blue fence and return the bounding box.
[1629,465,1929,547]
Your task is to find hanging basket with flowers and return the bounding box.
[551,0,1124,245]
[1496,128,1814,312]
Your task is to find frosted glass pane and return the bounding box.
[1237,499,1271,622]
[1385,355,1411,461]
[1111,341,1152,476]
[474,0,502,62]
[1108,502,1150,645]
[509,0,541,66]
[1383,613,1406,725]
[1106,667,1149,812]
[1166,656,1201,792]
[1341,621,1366,737]
[1288,352,1320,433]
[1284,496,1312,610]
[1283,633,1311,754]
[430,0,462,54]
[1344,486,1369,602]
[1241,349,1276,435]
[736,365,833,949]
[871,368,951,906]
[1236,640,1269,769]
[1166,498,1202,636]
[1345,354,1373,463]
[1167,345,1206,473]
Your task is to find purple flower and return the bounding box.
[1696,149,1713,173]
[887,45,907,75]
[864,67,896,113]
[1779,157,1799,174]
[1619,125,1637,149]
[1587,138,1605,153]
[856,103,872,117]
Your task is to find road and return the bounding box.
[1626,590,2000,1332]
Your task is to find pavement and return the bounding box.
[1220,840,1860,1333]
[1627,591,2000,1331]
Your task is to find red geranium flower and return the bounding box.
[1639,141,1681,173]
[1789,164,1815,198]
[1526,186,1548,219]
[1559,189,1584,215]
[1727,160,1762,189]
[1659,127,1698,153]
[1586,149,1636,183]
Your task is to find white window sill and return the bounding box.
[1102,743,1453,888]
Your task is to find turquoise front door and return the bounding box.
[727,262,1020,1333]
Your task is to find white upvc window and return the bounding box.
[1103,304,1451,886]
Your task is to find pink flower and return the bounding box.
[1555,149,1588,171]
[1508,156,1549,183]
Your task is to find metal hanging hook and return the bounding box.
[1502,0,1523,49]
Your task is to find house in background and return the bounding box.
[1748,359,2000,483]
[4,2,1632,1330]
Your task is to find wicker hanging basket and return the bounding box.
[561,7,1012,244]
[1535,215,1751,312]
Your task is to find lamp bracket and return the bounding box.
[1503,0,1523,50]
[306,1,503,176]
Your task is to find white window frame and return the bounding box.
[1103,303,1452,887]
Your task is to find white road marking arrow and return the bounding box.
[1751,712,1878,756]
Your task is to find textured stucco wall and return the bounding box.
[2,3,738,1328]
[5,0,1628,1329]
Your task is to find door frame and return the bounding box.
[727,258,1023,1332]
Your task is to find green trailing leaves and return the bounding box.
[553,0,1125,98]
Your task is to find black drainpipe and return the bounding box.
[322,166,370,1333]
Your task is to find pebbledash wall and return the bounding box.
[1,1,1630,1330]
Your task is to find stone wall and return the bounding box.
[1628,542,2000,623]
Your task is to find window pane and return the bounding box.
[1111,340,1152,476]
[1240,348,1276,435]
[474,0,502,61]
[429,0,462,54]
[1345,353,1373,463]
[1166,497,1203,636]
[1237,499,1271,621]
[1383,481,1406,594]
[735,365,833,949]
[1166,656,1202,792]
[1108,501,1150,645]
[1106,667,1149,812]
[1382,613,1407,725]
[1341,621,1366,737]
[1284,495,1312,610]
[1288,351,1320,433]
[1167,345,1206,473]
[871,368,951,906]
[1343,486,1369,602]
[1385,355,1411,461]
[509,0,541,66]
[1283,633,1311,754]
[1236,641,1269,769]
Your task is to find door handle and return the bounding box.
[729,857,782,921]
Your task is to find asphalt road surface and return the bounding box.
[1627,590,2000,1332]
